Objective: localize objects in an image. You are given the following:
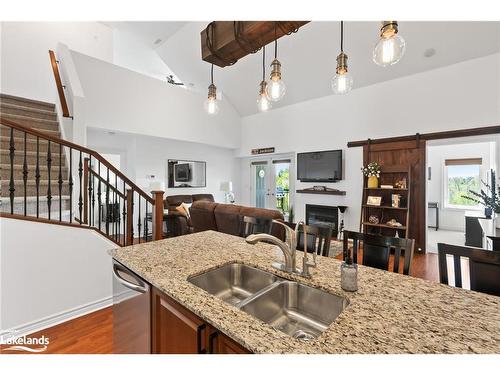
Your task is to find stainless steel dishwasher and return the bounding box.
[112,260,151,354]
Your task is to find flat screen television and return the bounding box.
[174,163,191,182]
[297,150,343,182]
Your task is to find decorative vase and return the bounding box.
[367,176,379,188]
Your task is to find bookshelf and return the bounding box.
[360,165,411,238]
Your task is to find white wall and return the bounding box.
[0,22,113,103]
[112,28,174,82]
[0,218,115,335]
[237,53,500,232]
[71,50,241,149]
[87,128,241,203]
[427,139,497,231]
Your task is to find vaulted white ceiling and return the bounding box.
[109,21,500,117]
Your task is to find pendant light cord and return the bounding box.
[262,45,266,81]
[340,21,344,53]
[274,22,278,59]
[210,63,214,85]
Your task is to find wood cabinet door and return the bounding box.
[363,139,426,252]
[208,328,251,354]
[152,287,207,354]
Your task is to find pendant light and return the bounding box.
[373,21,406,67]
[266,22,286,102]
[204,63,219,115]
[257,45,272,112]
[331,21,353,95]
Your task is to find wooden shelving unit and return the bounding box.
[360,165,411,238]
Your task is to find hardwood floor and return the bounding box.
[0,307,113,354]
[0,252,438,355]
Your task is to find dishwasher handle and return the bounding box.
[113,263,148,294]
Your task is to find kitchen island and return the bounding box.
[111,231,500,354]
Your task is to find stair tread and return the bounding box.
[0,102,56,116]
[0,112,60,125]
[0,94,56,110]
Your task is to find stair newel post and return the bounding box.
[47,140,52,220]
[23,132,28,216]
[122,181,126,246]
[144,201,149,242]
[105,167,110,235]
[58,144,63,221]
[137,197,142,244]
[78,151,82,224]
[152,190,165,241]
[68,148,73,223]
[36,136,40,218]
[114,174,118,242]
[9,128,15,214]
[97,161,102,231]
[83,157,89,224]
[126,189,134,246]
[88,156,93,225]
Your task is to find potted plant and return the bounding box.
[462,169,499,225]
[362,162,381,188]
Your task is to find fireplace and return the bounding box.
[305,204,339,238]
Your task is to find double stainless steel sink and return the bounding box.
[188,263,348,341]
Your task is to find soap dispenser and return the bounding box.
[341,246,358,292]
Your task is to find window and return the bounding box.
[444,158,482,209]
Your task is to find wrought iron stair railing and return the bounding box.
[0,117,164,246]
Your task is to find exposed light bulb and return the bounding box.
[267,59,286,102]
[204,97,219,115]
[204,82,219,115]
[373,21,406,67]
[257,94,272,112]
[331,51,353,95]
[257,81,272,112]
[331,72,353,95]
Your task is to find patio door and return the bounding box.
[250,156,293,219]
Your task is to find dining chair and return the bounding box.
[240,216,273,237]
[342,230,415,275]
[296,223,332,257]
[437,243,500,297]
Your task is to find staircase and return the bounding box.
[0,94,71,218]
[1,92,165,246]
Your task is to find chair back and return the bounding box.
[437,243,500,297]
[240,216,273,237]
[296,224,332,256]
[343,230,415,275]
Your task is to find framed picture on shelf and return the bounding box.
[366,196,382,206]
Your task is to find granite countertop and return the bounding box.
[111,231,500,354]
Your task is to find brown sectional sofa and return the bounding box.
[190,200,285,240]
[164,194,215,237]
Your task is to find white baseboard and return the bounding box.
[1,295,113,339]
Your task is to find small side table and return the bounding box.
[428,202,439,231]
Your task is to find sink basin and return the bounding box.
[240,281,348,340]
[188,263,282,306]
[188,263,348,341]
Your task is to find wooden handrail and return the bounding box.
[49,50,71,118]
[0,117,154,204]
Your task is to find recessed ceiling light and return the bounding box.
[424,48,436,58]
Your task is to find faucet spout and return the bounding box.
[245,223,296,273]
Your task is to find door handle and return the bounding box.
[112,263,148,294]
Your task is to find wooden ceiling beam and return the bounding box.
[201,21,310,67]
